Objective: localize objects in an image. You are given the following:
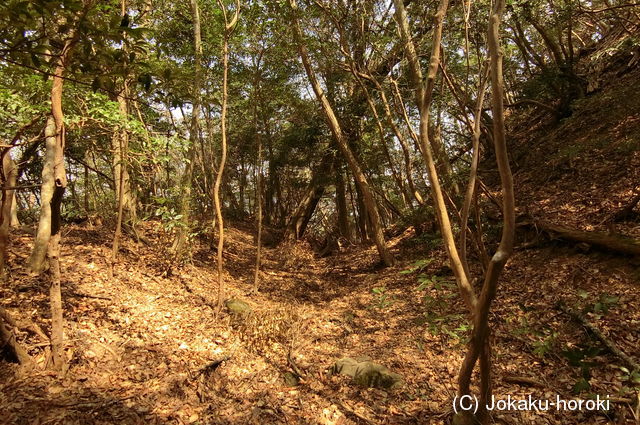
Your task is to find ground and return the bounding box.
[0,209,638,424]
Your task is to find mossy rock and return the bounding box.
[225,298,251,315]
[331,357,404,390]
[282,371,300,387]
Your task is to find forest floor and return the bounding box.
[1,65,640,425]
[0,210,638,425]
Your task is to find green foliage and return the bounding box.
[415,275,468,343]
[370,286,394,310]
[400,258,434,275]
[577,290,619,319]
[151,196,185,233]
[618,366,640,386]
[509,311,558,359]
[562,343,603,394]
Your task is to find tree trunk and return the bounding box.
[335,164,352,242]
[254,133,263,288]
[0,155,17,280]
[172,0,203,257]
[283,151,334,241]
[27,14,83,371]
[28,117,57,274]
[0,309,31,366]
[457,2,515,423]
[532,220,640,256]
[214,0,239,311]
[111,105,136,225]
[110,80,129,274]
[393,0,476,309]
[289,0,393,266]
[10,191,20,227]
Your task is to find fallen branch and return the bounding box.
[529,220,640,256]
[69,291,112,301]
[556,301,640,372]
[503,375,545,387]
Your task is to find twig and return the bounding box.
[503,375,545,387]
[556,301,640,372]
[69,292,112,301]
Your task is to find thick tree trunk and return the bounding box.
[532,220,640,256]
[172,0,203,257]
[335,165,352,242]
[27,15,83,370]
[28,116,57,274]
[0,155,17,280]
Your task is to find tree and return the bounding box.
[213,0,240,311]
[289,0,394,267]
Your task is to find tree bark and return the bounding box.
[457,2,515,423]
[393,0,476,310]
[283,151,334,241]
[0,309,32,366]
[172,0,203,257]
[214,0,240,312]
[28,116,57,274]
[335,164,352,242]
[532,220,640,256]
[0,154,17,280]
[289,0,394,266]
[110,80,129,274]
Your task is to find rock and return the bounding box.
[225,298,251,315]
[330,357,404,390]
[282,371,300,387]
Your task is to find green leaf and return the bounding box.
[572,377,590,394]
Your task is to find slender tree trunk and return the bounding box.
[289,0,393,266]
[353,178,369,242]
[456,2,515,423]
[10,191,20,227]
[111,80,129,274]
[253,133,263,288]
[214,0,239,311]
[393,0,476,308]
[376,78,423,206]
[111,105,136,226]
[253,65,264,289]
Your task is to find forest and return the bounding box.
[0,0,639,424]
